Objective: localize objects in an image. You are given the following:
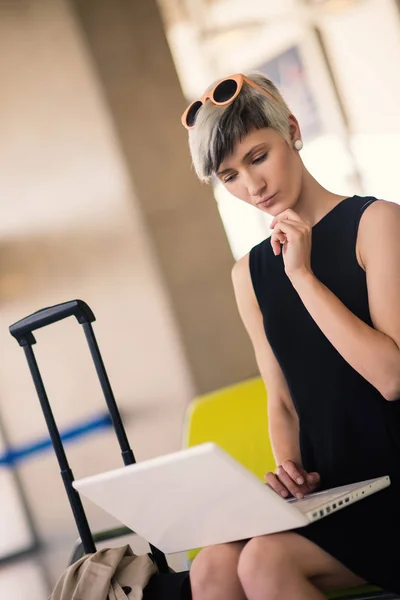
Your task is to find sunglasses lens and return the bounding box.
[186,100,203,127]
[213,79,238,103]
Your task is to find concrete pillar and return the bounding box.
[70,0,257,394]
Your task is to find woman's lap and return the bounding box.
[191,532,365,594]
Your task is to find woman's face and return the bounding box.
[215,126,303,217]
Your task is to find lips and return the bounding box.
[257,193,276,208]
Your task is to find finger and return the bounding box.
[276,465,304,499]
[272,219,309,233]
[272,220,307,240]
[306,472,321,490]
[275,231,286,242]
[282,460,306,485]
[270,228,287,256]
[271,231,286,247]
[280,461,316,498]
[270,221,310,239]
[270,209,304,229]
[270,209,307,228]
[270,234,282,256]
[264,471,290,498]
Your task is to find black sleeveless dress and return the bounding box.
[249,195,400,592]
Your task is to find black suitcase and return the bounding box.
[9,299,191,599]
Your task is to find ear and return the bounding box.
[288,114,301,143]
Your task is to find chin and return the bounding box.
[266,206,281,217]
[268,197,297,217]
[260,203,283,218]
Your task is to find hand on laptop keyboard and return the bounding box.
[264,460,321,500]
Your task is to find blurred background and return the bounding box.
[1,0,400,597]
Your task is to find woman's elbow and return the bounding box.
[380,374,400,402]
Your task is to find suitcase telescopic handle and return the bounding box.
[10,300,95,346]
[9,300,170,572]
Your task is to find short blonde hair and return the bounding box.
[188,72,292,183]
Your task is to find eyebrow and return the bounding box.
[217,144,266,176]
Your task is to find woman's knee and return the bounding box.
[190,543,243,596]
[238,534,295,594]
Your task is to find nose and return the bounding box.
[244,171,266,198]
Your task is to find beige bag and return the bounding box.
[50,545,157,600]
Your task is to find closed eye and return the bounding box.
[252,153,268,165]
[222,152,267,183]
[224,173,237,184]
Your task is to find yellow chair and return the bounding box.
[184,376,274,482]
[184,377,391,599]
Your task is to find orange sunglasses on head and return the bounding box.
[181,73,280,129]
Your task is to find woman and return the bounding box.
[181,73,400,599]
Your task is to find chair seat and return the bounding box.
[328,586,398,599]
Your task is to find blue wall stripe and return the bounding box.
[0,413,113,467]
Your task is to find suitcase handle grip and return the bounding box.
[10,300,95,345]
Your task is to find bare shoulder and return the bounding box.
[358,200,400,267]
[360,199,400,229]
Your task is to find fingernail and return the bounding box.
[281,490,288,498]
[296,493,304,500]
[296,477,304,485]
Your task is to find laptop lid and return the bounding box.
[73,442,307,553]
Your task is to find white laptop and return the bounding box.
[73,442,390,554]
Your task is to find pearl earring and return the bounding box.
[294,139,303,151]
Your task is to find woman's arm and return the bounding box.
[273,201,400,401]
[232,254,320,498]
[232,253,301,465]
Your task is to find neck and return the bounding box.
[294,168,348,226]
